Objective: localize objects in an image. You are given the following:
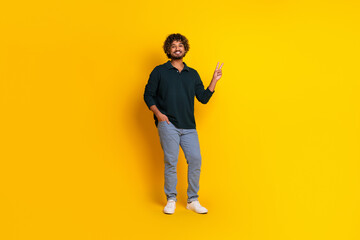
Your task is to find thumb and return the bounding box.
[167,119,170,124]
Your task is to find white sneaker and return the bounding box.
[163,200,176,214]
[186,200,208,214]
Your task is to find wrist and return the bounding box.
[155,112,162,118]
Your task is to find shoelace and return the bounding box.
[192,201,206,210]
[166,201,175,208]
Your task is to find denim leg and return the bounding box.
[157,121,181,202]
[180,129,202,203]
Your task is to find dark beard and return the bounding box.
[170,52,185,60]
[171,56,182,60]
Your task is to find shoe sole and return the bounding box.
[186,206,208,214]
[164,212,174,214]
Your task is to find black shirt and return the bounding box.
[144,60,214,129]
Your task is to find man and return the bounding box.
[143,33,223,214]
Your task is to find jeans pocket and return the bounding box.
[158,120,166,127]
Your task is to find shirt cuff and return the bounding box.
[207,87,215,94]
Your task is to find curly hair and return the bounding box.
[163,33,190,59]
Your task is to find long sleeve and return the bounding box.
[195,70,214,104]
[144,67,160,109]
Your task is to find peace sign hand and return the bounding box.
[212,62,224,82]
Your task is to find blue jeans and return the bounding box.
[157,121,202,203]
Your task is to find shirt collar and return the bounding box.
[165,60,190,72]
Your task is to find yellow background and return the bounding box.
[1,0,359,239]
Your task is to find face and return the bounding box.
[168,40,186,60]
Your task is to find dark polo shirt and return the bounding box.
[144,60,214,129]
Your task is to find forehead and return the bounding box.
[171,40,183,45]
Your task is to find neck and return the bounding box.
[170,58,183,66]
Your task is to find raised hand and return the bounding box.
[212,62,224,82]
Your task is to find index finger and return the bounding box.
[215,62,219,70]
[219,63,224,69]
